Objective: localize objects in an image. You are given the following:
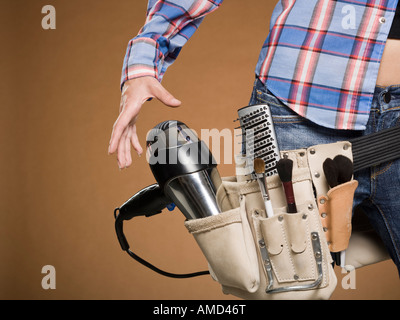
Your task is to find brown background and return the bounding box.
[1,0,399,300]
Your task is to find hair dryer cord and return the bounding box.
[114,208,209,279]
[126,249,210,279]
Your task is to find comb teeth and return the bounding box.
[237,104,281,176]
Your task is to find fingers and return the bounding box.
[129,123,143,155]
[115,124,139,169]
[109,102,140,155]
[108,77,181,170]
[125,126,133,168]
[117,126,128,169]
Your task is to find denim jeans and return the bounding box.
[249,78,400,275]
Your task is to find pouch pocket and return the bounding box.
[184,198,260,293]
[318,180,359,252]
[254,205,325,293]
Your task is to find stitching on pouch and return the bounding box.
[276,219,296,281]
[303,217,316,280]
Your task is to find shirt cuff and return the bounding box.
[120,37,163,89]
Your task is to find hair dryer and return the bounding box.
[114,120,223,278]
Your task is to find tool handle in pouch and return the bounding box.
[318,180,358,253]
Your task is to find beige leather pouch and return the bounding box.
[256,207,321,285]
[195,152,337,300]
[317,180,358,252]
[184,142,363,299]
[239,157,336,300]
[307,142,358,254]
[184,195,260,293]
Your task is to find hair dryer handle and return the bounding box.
[114,183,172,251]
[117,183,171,220]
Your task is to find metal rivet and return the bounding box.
[294,274,299,281]
[308,204,314,210]
[259,240,265,247]
[379,16,386,24]
[314,172,320,178]
[278,215,284,222]
[323,227,328,232]
[310,148,316,155]
[321,212,327,218]
[320,198,326,205]
[302,214,307,220]
[315,251,321,258]
[299,152,305,157]
[311,233,318,240]
[343,143,350,150]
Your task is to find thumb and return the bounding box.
[151,82,181,107]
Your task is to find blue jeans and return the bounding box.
[249,78,400,275]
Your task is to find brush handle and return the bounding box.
[340,251,346,268]
[264,198,275,218]
[262,173,275,217]
[282,181,297,213]
[256,174,275,218]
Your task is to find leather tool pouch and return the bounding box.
[307,141,358,254]
[185,141,358,300]
[318,181,358,252]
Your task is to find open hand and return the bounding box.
[108,76,181,169]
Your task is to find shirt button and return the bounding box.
[379,17,386,24]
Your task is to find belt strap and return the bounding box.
[351,126,400,172]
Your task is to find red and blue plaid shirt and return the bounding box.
[121,0,398,130]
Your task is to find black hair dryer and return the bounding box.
[114,120,222,278]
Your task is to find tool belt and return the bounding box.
[114,119,398,300]
[184,141,367,300]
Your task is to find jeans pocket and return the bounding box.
[256,90,304,122]
[251,88,311,150]
[249,81,360,151]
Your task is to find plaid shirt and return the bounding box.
[121,0,398,130]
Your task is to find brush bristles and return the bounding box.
[276,158,293,182]
[254,158,266,174]
[333,155,353,184]
[323,158,339,188]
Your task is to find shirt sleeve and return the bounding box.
[121,0,223,89]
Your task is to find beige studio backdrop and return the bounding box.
[1,0,399,300]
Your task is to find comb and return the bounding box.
[237,104,281,177]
